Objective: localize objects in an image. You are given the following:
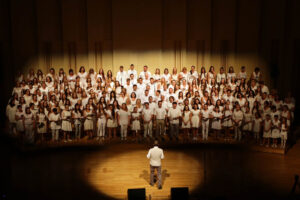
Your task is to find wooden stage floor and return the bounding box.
[1,136,300,200]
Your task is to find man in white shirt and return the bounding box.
[147,140,164,189]
[139,65,151,79]
[155,101,167,136]
[232,104,244,141]
[168,102,181,139]
[127,64,137,80]
[142,102,154,138]
[116,65,127,86]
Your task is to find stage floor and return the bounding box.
[2,139,300,200]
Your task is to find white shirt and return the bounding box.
[143,108,153,122]
[232,110,244,121]
[168,107,181,124]
[155,107,167,120]
[118,109,130,124]
[127,69,138,80]
[116,71,128,86]
[147,146,164,167]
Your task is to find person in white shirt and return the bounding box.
[147,140,164,189]
[142,102,154,138]
[217,66,226,83]
[232,104,244,141]
[116,65,127,86]
[201,104,210,141]
[117,103,131,140]
[6,99,17,136]
[127,64,137,80]
[238,66,247,80]
[49,108,61,142]
[168,102,181,139]
[155,101,167,136]
[188,65,199,84]
[24,107,35,144]
[139,65,151,80]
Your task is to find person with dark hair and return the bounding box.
[142,102,154,138]
[251,67,262,81]
[147,140,164,189]
[6,99,17,135]
[168,102,181,140]
[49,108,61,142]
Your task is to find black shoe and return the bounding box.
[158,186,162,189]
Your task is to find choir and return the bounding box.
[6,64,295,148]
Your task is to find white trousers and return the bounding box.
[52,129,60,140]
[97,122,106,137]
[144,122,153,138]
[234,122,242,141]
[120,124,128,139]
[202,120,209,140]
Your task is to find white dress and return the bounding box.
[62,110,72,132]
[280,124,288,140]
[106,110,118,128]
[253,118,262,133]
[191,109,200,128]
[211,111,222,130]
[49,113,61,130]
[271,120,281,138]
[131,112,140,131]
[84,110,94,131]
[222,110,232,127]
[24,113,33,129]
[243,113,253,131]
[36,113,47,134]
[263,120,272,138]
[16,111,24,132]
[182,111,191,128]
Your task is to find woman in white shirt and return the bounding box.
[106,104,118,139]
[118,103,131,140]
[182,105,191,140]
[36,107,47,142]
[227,66,236,83]
[23,107,35,144]
[96,104,106,140]
[78,66,87,86]
[61,105,72,142]
[191,104,201,140]
[153,68,161,82]
[72,103,82,140]
[211,106,223,139]
[49,108,61,142]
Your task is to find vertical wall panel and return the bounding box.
[61,0,88,72]
[10,0,37,74]
[112,0,162,74]
[36,0,62,73]
[211,0,236,71]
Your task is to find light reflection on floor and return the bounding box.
[83,149,203,199]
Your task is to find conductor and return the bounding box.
[147,140,164,189]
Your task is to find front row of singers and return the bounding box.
[12,102,289,149]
